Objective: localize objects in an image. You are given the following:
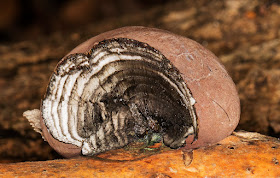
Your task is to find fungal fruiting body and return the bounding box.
[24,26,240,158]
[42,38,197,156]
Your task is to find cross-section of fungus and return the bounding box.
[42,38,198,156]
[24,26,240,158]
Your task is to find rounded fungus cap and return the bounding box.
[38,26,240,157]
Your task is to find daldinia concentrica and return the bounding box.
[23,26,240,158]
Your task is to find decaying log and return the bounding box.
[0,131,279,177]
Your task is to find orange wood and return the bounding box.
[0,133,279,177]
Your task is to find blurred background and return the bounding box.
[0,0,170,42]
[0,0,280,163]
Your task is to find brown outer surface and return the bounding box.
[40,116,82,158]
[41,26,240,157]
[0,132,279,177]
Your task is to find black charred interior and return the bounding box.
[75,38,198,153]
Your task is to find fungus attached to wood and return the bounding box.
[24,26,240,158]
